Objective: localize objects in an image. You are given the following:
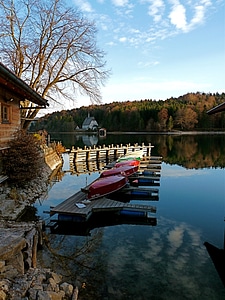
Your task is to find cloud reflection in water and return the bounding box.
[104,216,222,299]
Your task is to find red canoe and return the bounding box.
[88,175,128,200]
[115,159,140,168]
[100,165,139,178]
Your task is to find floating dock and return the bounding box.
[48,148,162,233]
[50,190,156,223]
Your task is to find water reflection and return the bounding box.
[50,132,100,148]
[90,217,224,299]
[35,134,225,299]
[51,133,225,168]
[39,216,225,299]
[82,134,98,147]
[50,212,157,236]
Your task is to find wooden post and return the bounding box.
[86,149,90,161]
[72,286,79,300]
[32,233,38,268]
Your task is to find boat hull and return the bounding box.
[88,175,128,200]
[100,165,139,178]
[117,150,144,162]
[115,159,140,168]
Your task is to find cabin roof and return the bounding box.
[0,62,48,107]
[207,102,225,115]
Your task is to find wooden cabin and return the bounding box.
[0,62,47,147]
[0,62,47,181]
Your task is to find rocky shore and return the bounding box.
[0,268,78,300]
[0,165,50,221]
[0,149,79,300]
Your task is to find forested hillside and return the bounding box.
[30,92,225,132]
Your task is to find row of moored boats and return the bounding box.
[82,150,145,200]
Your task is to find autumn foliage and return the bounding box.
[30,92,225,133]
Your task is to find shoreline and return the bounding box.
[38,130,225,135]
[0,148,79,299]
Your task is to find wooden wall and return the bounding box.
[0,87,21,148]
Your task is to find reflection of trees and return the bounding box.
[148,134,225,169]
[44,134,225,169]
[40,229,108,297]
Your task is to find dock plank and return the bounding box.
[50,146,161,222]
[50,190,156,220]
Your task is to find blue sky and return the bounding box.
[57,0,224,110]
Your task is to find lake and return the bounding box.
[35,133,225,300]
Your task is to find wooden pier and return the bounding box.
[69,143,159,176]
[70,143,153,163]
[50,190,156,222]
[48,147,162,233]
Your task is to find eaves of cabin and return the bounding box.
[0,62,48,147]
[207,102,225,115]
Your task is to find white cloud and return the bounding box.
[169,3,187,31]
[111,0,129,7]
[137,61,159,68]
[130,28,141,34]
[106,41,116,46]
[119,37,127,42]
[168,0,211,32]
[73,0,93,12]
[147,0,165,22]
[188,5,205,29]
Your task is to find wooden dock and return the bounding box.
[69,147,162,176]
[70,143,153,163]
[50,190,156,222]
[48,149,162,231]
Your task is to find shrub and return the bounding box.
[2,130,44,186]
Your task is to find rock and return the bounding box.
[36,290,51,300]
[7,251,25,275]
[0,279,10,292]
[35,272,46,285]
[0,233,27,260]
[47,277,60,292]
[27,288,38,300]
[49,272,62,285]
[4,265,18,279]
[12,280,30,298]
[0,290,6,300]
[37,290,65,300]
[0,268,76,300]
[0,261,5,275]
[60,282,74,297]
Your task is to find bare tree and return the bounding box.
[0,0,109,129]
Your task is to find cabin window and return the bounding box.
[1,104,10,124]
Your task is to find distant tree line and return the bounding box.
[30,92,225,132]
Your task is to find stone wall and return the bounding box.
[0,147,77,299]
[0,221,79,299]
[0,221,42,279]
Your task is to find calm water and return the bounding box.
[36,133,225,299]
